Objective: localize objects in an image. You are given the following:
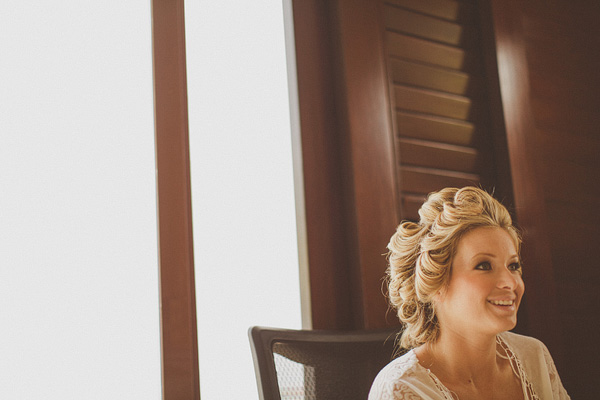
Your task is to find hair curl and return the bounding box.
[387,187,520,349]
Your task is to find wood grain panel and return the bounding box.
[397,138,478,172]
[400,165,479,195]
[545,197,600,228]
[529,97,599,136]
[546,219,600,282]
[487,0,600,395]
[384,0,474,22]
[539,127,599,169]
[292,0,401,332]
[394,85,472,120]
[556,281,600,400]
[333,0,400,330]
[488,0,562,371]
[384,5,469,46]
[540,159,599,204]
[390,58,477,95]
[386,32,470,70]
[291,0,358,331]
[396,111,475,146]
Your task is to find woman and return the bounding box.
[369,187,569,399]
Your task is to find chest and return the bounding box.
[443,370,524,400]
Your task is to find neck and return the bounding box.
[417,330,500,385]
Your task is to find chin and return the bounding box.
[483,315,517,335]
[496,318,517,333]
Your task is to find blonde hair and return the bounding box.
[387,187,520,349]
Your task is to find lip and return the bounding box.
[487,299,518,312]
[487,298,516,303]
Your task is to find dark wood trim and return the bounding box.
[151,0,200,398]
[476,0,515,217]
[291,0,400,330]
[486,0,562,357]
[331,0,399,329]
[291,0,399,330]
[290,0,357,330]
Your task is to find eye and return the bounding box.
[475,262,492,270]
[508,262,523,274]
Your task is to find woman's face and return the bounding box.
[434,227,524,338]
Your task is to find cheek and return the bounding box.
[457,276,489,294]
[517,276,525,295]
[446,278,487,304]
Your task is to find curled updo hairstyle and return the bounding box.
[387,187,520,349]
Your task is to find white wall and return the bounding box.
[0,2,160,398]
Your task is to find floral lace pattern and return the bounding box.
[367,351,428,399]
[497,334,539,399]
[368,332,570,400]
[423,369,457,400]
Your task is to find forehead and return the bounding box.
[455,227,518,259]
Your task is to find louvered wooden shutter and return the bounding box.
[383,0,498,220]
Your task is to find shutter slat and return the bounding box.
[390,58,475,95]
[394,85,472,120]
[386,32,470,70]
[383,0,492,220]
[384,0,475,22]
[400,166,479,195]
[398,138,478,173]
[384,5,467,46]
[396,111,475,146]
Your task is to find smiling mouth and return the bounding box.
[488,300,515,306]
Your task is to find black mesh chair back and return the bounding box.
[248,326,402,400]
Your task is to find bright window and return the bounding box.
[1,1,302,398]
[0,2,160,398]
[185,1,303,398]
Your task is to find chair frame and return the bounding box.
[248,326,399,400]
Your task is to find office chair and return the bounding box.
[248,326,402,400]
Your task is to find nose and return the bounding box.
[497,266,519,290]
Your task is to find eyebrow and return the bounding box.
[471,252,519,259]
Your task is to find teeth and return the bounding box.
[489,300,514,306]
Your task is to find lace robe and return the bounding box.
[368,332,570,400]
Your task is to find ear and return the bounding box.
[434,264,452,304]
[433,285,447,304]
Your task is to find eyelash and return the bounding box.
[509,262,523,272]
[475,262,523,272]
[475,262,492,270]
